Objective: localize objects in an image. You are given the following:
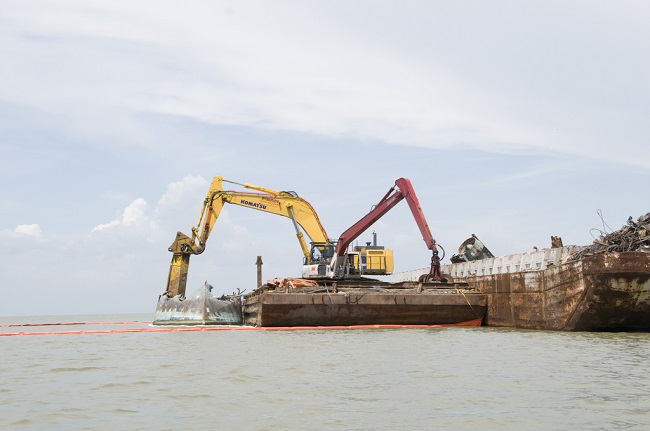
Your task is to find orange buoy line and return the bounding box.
[0,318,482,336]
[0,321,151,328]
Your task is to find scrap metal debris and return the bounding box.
[261,277,320,290]
[154,281,243,325]
[569,212,650,261]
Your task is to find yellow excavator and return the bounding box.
[164,176,331,299]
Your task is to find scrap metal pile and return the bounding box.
[570,212,650,260]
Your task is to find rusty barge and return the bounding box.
[154,278,486,328]
[241,279,485,327]
[395,213,650,331]
[395,249,649,331]
[158,246,648,331]
[154,243,649,331]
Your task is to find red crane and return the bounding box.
[331,178,441,280]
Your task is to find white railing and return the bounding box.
[392,246,585,282]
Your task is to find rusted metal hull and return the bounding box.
[242,286,486,327]
[153,282,243,326]
[465,252,649,331]
[397,251,650,331]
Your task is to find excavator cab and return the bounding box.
[303,241,336,277]
[307,241,335,264]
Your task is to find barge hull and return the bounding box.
[567,252,650,331]
[435,252,649,331]
[243,290,486,327]
[395,251,650,331]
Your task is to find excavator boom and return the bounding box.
[165,176,329,298]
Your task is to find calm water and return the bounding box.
[1,314,649,430]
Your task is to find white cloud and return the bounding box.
[222,224,256,253]
[14,224,43,237]
[91,198,150,232]
[2,2,648,169]
[155,175,208,214]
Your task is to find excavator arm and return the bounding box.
[165,176,329,298]
[329,178,440,279]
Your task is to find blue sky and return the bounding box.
[1,1,648,316]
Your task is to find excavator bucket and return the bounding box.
[153,282,243,325]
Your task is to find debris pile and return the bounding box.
[261,277,320,290]
[570,212,650,260]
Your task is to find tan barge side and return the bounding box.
[241,283,486,327]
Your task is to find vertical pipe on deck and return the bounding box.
[256,256,263,288]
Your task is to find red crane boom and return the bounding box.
[332,178,441,280]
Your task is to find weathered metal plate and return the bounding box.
[565,253,650,331]
[242,289,486,327]
[466,252,650,331]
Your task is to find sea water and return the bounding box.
[1,314,649,430]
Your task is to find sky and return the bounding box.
[1,1,648,316]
